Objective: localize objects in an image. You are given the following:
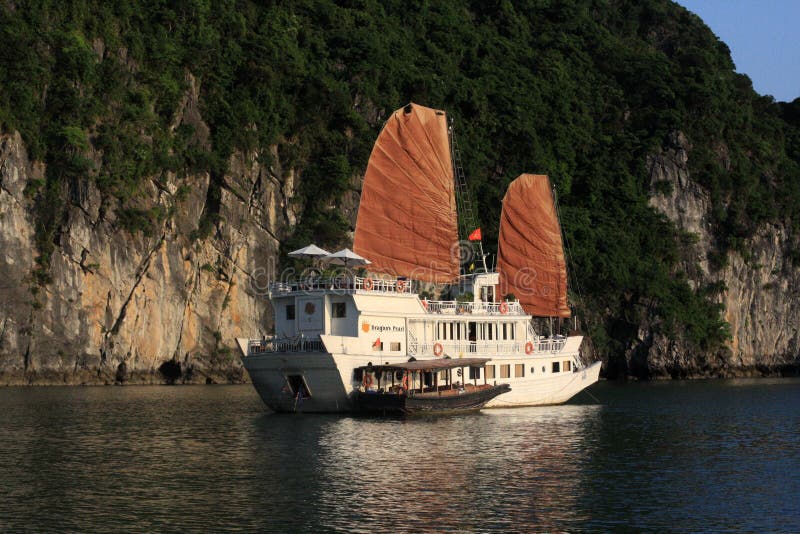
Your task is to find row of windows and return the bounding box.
[435,322,517,341]
[481,360,573,379]
[372,342,402,352]
[428,359,574,382]
[284,302,347,321]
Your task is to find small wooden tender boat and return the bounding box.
[353,357,511,415]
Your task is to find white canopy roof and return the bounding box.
[288,244,331,259]
[323,248,372,267]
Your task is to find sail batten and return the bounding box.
[354,103,459,283]
[497,174,570,318]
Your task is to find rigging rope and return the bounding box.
[553,186,586,327]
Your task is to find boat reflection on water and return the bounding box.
[248,404,602,531]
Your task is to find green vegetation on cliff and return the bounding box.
[1,0,798,375]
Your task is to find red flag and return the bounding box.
[372,338,381,348]
[468,228,482,241]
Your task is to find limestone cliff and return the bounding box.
[634,132,800,378]
[0,85,295,383]
[2,119,799,383]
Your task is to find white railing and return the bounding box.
[269,276,414,294]
[409,337,567,357]
[415,341,522,356]
[353,276,413,293]
[247,337,325,355]
[423,300,525,316]
[535,337,568,353]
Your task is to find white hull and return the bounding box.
[238,339,600,413]
[485,360,602,407]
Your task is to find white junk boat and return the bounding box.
[237,103,601,413]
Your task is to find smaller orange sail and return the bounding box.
[497,174,570,318]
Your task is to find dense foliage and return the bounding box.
[1,0,798,372]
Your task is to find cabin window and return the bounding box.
[332,302,346,318]
[488,323,493,340]
[552,361,560,373]
[485,365,496,379]
[372,342,384,352]
[542,365,546,373]
[286,304,295,320]
[511,323,516,340]
[564,360,572,372]
[449,323,454,340]
[390,342,401,352]
[469,366,481,380]
[502,323,507,340]
[515,364,525,378]
[500,364,511,378]
[530,366,535,374]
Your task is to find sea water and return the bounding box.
[0,378,798,532]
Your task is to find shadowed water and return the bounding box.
[0,379,798,532]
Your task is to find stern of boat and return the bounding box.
[237,337,353,413]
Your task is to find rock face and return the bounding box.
[0,97,296,383]
[2,111,799,384]
[639,132,800,378]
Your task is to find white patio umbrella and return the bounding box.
[287,244,331,259]
[323,248,372,268]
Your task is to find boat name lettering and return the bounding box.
[365,324,404,333]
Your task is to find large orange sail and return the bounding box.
[353,103,459,283]
[497,174,570,318]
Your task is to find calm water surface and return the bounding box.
[1,379,799,532]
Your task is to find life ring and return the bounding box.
[397,280,406,292]
[499,301,509,314]
[362,373,373,389]
[525,341,534,355]
[402,373,409,389]
[363,278,374,291]
[433,342,444,357]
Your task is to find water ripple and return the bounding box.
[0,379,798,532]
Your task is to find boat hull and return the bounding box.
[241,351,353,413]
[239,345,601,413]
[355,384,512,415]
[485,360,603,407]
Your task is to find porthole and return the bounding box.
[531,366,535,374]
[542,365,546,373]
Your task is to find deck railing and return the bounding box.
[423,300,525,316]
[409,337,567,357]
[247,337,325,355]
[269,276,414,294]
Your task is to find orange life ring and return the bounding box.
[499,301,509,314]
[363,278,374,291]
[525,341,534,355]
[397,279,406,292]
[433,342,444,357]
[402,373,409,389]
[362,373,373,388]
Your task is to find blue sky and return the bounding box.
[676,0,800,102]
